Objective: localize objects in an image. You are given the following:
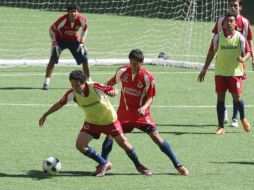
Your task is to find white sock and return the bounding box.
[44,78,50,84]
[86,77,92,82]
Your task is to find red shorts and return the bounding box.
[121,122,157,133]
[80,120,123,139]
[118,110,157,133]
[215,76,242,94]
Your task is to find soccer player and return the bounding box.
[212,0,254,127]
[39,70,151,177]
[198,14,251,135]
[42,3,90,90]
[98,49,189,176]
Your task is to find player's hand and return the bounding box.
[76,43,87,54]
[198,69,206,82]
[138,106,146,116]
[52,41,61,57]
[39,115,47,127]
[237,56,245,63]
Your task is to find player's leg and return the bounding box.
[229,76,250,132]
[231,93,250,132]
[69,41,91,81]
[224,106,228,124]
[100,123,133,160]
[215,76,227,134]
[77,124,111,177]
[231,100,239,127]
[82,60,91,81]
[139,124,188,176]
[42,41,63,90]
[216,92,226,134]
[100,135,114,160]
[43,62,54,90]
[113,133,152,175]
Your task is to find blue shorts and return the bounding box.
[50,39,88,65]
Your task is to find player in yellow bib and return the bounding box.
[198,14,251,135]
[39,70,151,176]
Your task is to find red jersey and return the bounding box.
[51,13,88,42]
[107,65,156,115]
[212,15,252,40]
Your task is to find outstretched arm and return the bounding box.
[39,102,63,127]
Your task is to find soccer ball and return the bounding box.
[42,157,61,174]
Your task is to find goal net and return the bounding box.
[0,0,227,68]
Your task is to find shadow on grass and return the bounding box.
[132,130,239,135]
[0,87,67,90]
[0,170,95,180]
[157,124,218,127]
[211,161,254,165]
[0,170,177,180]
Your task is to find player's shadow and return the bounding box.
[0,87,67,90]
[132,131,220,135]
[131,124,240,135]
[156,124,218,128]
[0,170,92,180]
[106,172,178,176]
[0,170,177,180]
[211,161,254,165]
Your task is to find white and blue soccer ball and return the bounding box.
[42,157,61,174]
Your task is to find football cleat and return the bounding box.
[176,165,189,176]
[231,119,238,128]
[92,162,112,177]
[137,164,152,176]
[215,128,225,135]
[241,118,251,132]
[42,82,49,90]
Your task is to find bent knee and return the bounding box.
[75,142,89,153]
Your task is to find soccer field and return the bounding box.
[1,65,254,190]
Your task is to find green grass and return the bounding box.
[1,65,254,190]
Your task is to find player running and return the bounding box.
[42,3,90,90]
[212,0,254,127]
[198,14,251,135]
[98,49,188,176]
[39,70,151,177]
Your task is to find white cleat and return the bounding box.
[231,119,238,128]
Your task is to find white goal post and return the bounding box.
[0,0,227,69]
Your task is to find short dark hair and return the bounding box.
[69,70,87,83]
[128,49,144,62]
[228,0,242,7]
[67,3,78,12]
[225,13,237,20]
